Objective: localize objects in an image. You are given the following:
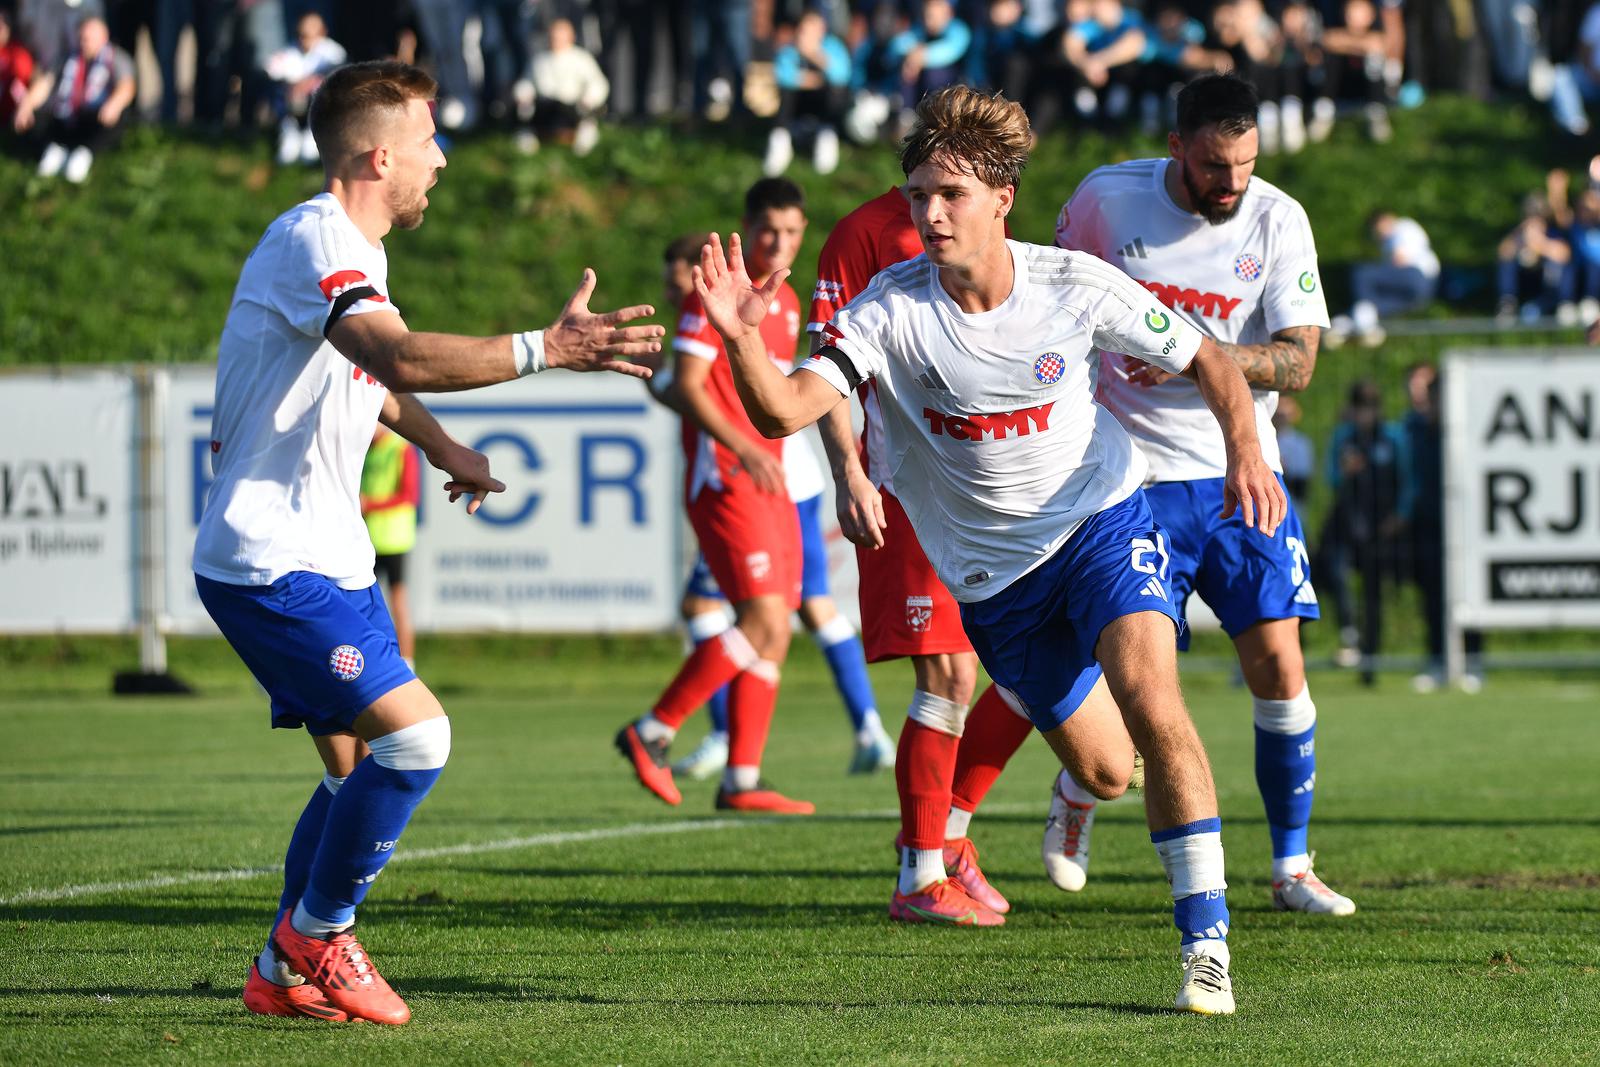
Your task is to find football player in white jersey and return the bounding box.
[196,61,663,1026]
[691,85,1287,1015]
[1054,72,1355,917]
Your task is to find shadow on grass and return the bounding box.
[389,975,1181,1016]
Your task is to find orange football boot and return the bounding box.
[714,783,815,814]
[241,961,350,1022]
[270,912,411,1025]
[615,722,682,805]
[888,878,1005,926]
[942,836,1010,915]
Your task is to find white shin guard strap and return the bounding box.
[367,717,452,771]
[813,614,857,647]
[321,772,348,795]
[1253,683,1316,735]
[1154,831,1227,899]
[719,627,760,672]
[686,609,732,643]
[907,689,969,737]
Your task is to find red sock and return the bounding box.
[951,685,1034,814]
[896,719,960,850]
[726,661,780,768]
[653,630,757,729]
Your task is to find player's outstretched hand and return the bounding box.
[1221,451,1286,538]
[431,441,507,516]
[694,232,790,344]
[544,269,663,378]
[837,466,888,549]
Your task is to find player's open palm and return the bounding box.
[695,232,790,343]
[431,441,507,516]
[544,268,663,378]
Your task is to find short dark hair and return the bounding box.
[1175,73,1259,138]
[310,61,438,166]
[743,177,806,218]
[663,232,710,266]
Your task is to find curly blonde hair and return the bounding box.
[899,85,1032,190]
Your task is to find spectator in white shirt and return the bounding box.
[1329,210,1440,346]
[266,11,347,165]
[524,18,609,157]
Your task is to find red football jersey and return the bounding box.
[674,281,801,499]
[806,187,924,332]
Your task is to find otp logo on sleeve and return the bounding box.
[328,644,365,681]
[318,270,384,302]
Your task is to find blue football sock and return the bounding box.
[298,720,449,930]
[1256,724,1315,859]
[814,618,877,732]
[708,684,730,735]
[1152,817,1230,953]
[277,772,343,916]
[1253,685,1318,860]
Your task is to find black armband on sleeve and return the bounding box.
[814,346,863,392]
[324,286,382,337]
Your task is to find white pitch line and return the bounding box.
[0,800,1068,908]
[0,818,757,906]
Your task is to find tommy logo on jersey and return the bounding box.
[923,402,1054,442]
[905,595,934,633]
[1033,352,1065,385]
[1233,253,1263,282]
[317,270,387,303]
[329,644,365,681]
[1141,280,1243,320]
[678,311,708,335]
[813,279,844,302]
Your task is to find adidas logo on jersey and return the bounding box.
[916,365,953,393]
[1118,237,1149,259]
[1294,581,1319,605]
[1139,577,1167,600]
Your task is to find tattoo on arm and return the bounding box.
[1216,325,1319,393]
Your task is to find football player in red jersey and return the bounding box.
[615,179,815,814]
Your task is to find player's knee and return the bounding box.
[1253,683,1315,735]
[686,607,732,643]
[367,716,452,774]
[907,689,969,737]
[1075,748,1132,801]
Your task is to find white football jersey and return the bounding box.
[802,240,1202,603]
[1056,158,1329,482]
[194,193,399,589]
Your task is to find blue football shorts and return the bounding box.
[1142,474,1319,650]
[196,571,416,735]
[681,493,832,603]
[959,489,1182,732]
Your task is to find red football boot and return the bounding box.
[615,722,682,805]
[241,961,350,1022]
[269,913,411,1025]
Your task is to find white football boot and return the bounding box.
[671,730,729,781]
[1041,772,1095,892]
[849,719,896,774]
[1175,951,1236,1015]
[1272,860,1357,916]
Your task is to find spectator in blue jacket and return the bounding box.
[1061,0,1147,125]
[888,0,972,115]
[765,10,852,176]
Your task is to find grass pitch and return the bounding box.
[1,638,1597,1065]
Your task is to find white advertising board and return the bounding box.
[162,369,682,633]
[1443,348,1600,629]
[0,372,138,632]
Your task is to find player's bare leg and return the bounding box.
[387,579,415,665]
[797,595,892,773]
[1098,613,1235,1015]
[1234,618,1355,915]
[1038,676,1129,892]
[267,681,452,1025]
